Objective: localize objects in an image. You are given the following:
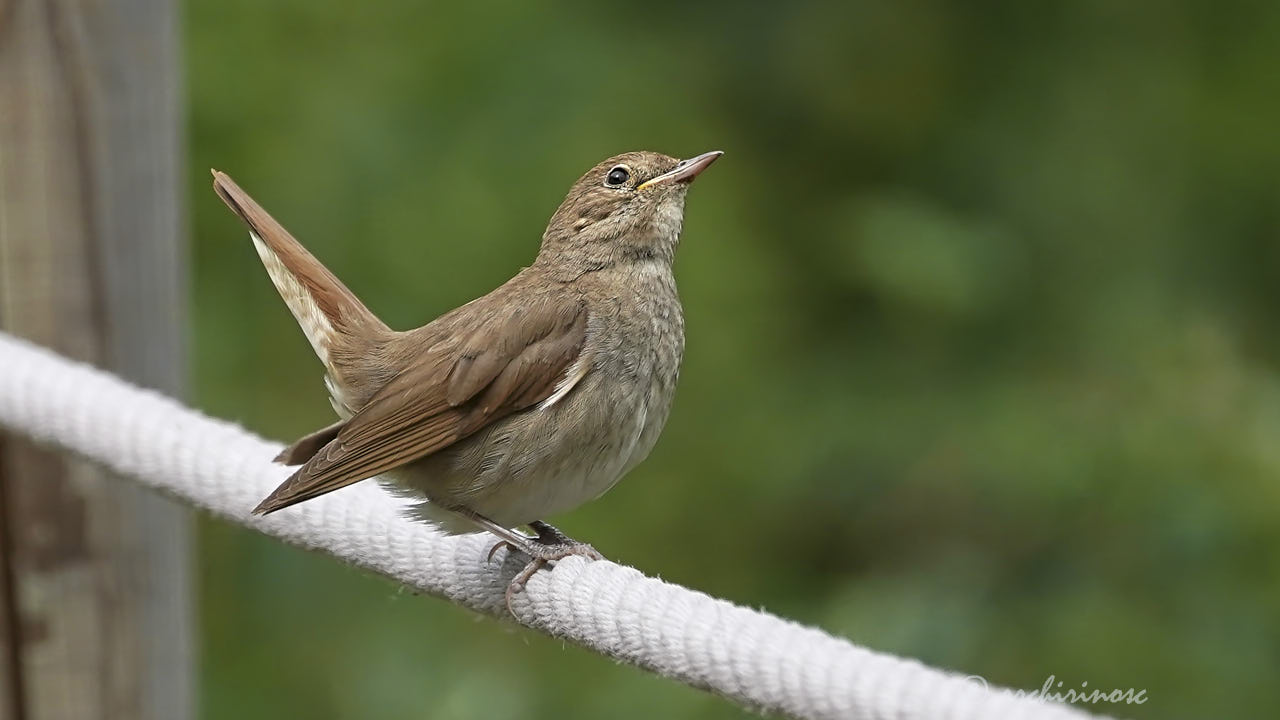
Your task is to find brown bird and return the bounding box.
[212,150,720,598]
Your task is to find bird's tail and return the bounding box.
[211,170,388,371]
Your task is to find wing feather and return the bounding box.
[252,296,589,514]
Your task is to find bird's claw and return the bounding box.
[498,526,604,615]
[486,539,518,564]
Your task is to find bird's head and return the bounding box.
[538,150,721,273]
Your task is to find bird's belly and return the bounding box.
[390,372,659,531]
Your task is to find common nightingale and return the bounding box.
[212,150,720,599]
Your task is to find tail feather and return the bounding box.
[211,170,387,367]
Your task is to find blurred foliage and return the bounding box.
[187,0,1280,718]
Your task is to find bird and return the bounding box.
[211,150,721,602]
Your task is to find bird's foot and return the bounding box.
[486,520,603,614]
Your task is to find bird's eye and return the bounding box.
[605,166,630,187]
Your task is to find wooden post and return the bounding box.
[0,0,193,719]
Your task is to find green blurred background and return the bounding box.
[187,1,1280,718]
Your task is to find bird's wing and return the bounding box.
[252,294,589,514]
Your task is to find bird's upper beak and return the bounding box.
[637,151,723,191]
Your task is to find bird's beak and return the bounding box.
[637,151,723,191]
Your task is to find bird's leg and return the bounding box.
[528,520,603,560]
[451,508,603,613]
[528,519,573,545]
[449,507,542,559]
[503,520,604,609]
[525,520,605,568]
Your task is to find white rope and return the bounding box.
[0,331,1104,720]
